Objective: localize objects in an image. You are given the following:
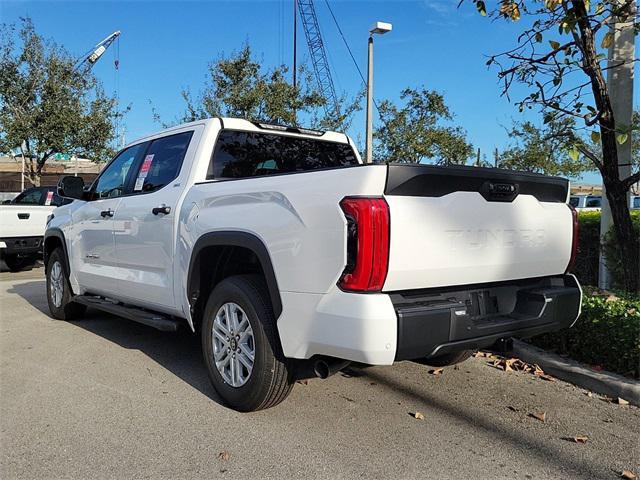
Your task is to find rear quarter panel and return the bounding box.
[177,165,388,299]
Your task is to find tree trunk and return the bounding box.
[572,0,640,292]
[601,165,639,291]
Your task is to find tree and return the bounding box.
[466,0,640,291]
[499,116,590,176]
[177,45,361,131]
[373,87,473,164]
[0,18,119,186]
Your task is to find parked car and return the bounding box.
[630,195,640,210]
[569,194,601,211]
[0,186,71,271]
[45,118,582,411]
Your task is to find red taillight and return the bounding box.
[566,205,579,273]
[338,197,390,292]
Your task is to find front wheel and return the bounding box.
[46,248,86,321]
[201,275,294,412]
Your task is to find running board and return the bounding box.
[73,295,181,332]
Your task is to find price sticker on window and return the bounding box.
[134,154,154,191]
[45,191,54,206]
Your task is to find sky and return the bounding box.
[1,0,638,184]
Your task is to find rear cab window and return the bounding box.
[207,130,359,180]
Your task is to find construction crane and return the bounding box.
[74,30,123,146]
[75,30,121,73]
[296,0,340,118]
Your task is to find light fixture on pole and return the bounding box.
[365,21,392,164]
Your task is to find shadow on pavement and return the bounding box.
[7,280,224,407]
[356,365,608,480]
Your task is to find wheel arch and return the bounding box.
[43,229,69,272]
[187,231,283,329]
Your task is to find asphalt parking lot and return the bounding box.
[1,267,638,480]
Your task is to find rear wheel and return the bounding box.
[201,275,293,411]
[423,350,473,367]
[46,248,86,320]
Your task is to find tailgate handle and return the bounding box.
[482,182,519,202]
[17,213,30,220]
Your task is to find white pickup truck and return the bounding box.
[45,118,582,411]
[1,186,71,271]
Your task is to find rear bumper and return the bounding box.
[0,236,43,256]
[392,274,582,361]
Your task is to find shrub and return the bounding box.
[529,291,640,378]
[570,210,640,288]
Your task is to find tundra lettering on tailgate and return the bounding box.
[445,228,547,250]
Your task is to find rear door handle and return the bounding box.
[17,213,30,220]
[152,205,171,215]
[100,209,114,218]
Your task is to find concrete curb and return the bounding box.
[512,339,640,407]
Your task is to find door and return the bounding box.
[113,130,195,310]
[70,143,145,296]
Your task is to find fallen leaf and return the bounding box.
[218,451,230,461]
[617,397,630,406]
[530,412,547,422]
[296,379,309,386]
[539,374,556,382]
[621,470,637,479]
[507,406,519,412]
[429,368,444,375]
[573,436,589,444]
[413,412,425,420]
[533,365,545,376]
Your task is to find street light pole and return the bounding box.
[365,22,392,164]
[365,36,374,164]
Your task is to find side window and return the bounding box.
[131,131,192,194]
[586,196,601,208]
[13,188,44,205]
[207,130,358,180]
[93,144,144,199]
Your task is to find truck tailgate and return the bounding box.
[382,164,572,291]
[0,205,54,238]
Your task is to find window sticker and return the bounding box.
[45,191,54,206]
[134,154,154,191]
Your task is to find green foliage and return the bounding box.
[603,211,640,290]
[0,18,119,186]
[570,210,640,287]
[177,45,361,131]
[373,88,473,164]
[499,116,590,176]
[530,291,640,378]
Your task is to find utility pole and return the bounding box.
[293,0,297,90]
[598,0,636,289]
[365,36,374,163]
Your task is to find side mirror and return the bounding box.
[57,176,85,200]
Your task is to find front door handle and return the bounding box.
[152,205,171,215]
[100,209,114,218]
[17,213,30,220]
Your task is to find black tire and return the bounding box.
[4,254,34,272]
[201,274,293,412]
[46,248,86,321]
[422,350,473,368]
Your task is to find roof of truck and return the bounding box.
[127,117,352,148]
